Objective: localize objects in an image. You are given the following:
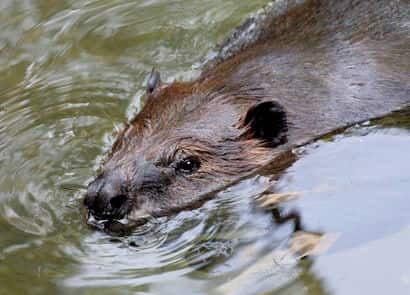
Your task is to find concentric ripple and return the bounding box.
[0,0,273,294]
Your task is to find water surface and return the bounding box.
[0,1,409,294]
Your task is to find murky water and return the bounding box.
[0,1,409,294]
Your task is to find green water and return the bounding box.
[0,1,410,294]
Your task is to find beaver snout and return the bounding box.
[84,173,130,221]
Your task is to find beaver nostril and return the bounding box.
[83,193,96,209]
[110,194,127,209]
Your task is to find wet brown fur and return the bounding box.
[90,0,410,221]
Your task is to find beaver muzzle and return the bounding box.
[83,173,131,222]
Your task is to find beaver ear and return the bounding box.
[242,101,288,145]
[146,68,161,94]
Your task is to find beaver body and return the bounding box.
[84,0,410,230]
[203,0,410,145]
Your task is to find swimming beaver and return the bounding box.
[84,0,410,230]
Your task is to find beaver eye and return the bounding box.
[175,157,200,174]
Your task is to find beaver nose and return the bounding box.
[84,175,129,220]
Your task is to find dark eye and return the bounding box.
[175,157,200,174]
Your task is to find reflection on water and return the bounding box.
[0,0,409,294]
[276,121,410,295]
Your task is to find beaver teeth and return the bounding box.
[86,214,108,230]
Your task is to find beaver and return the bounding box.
[83,0,410,231]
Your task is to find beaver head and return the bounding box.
[84,70,288,229]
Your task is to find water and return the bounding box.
[0,1,409,294]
